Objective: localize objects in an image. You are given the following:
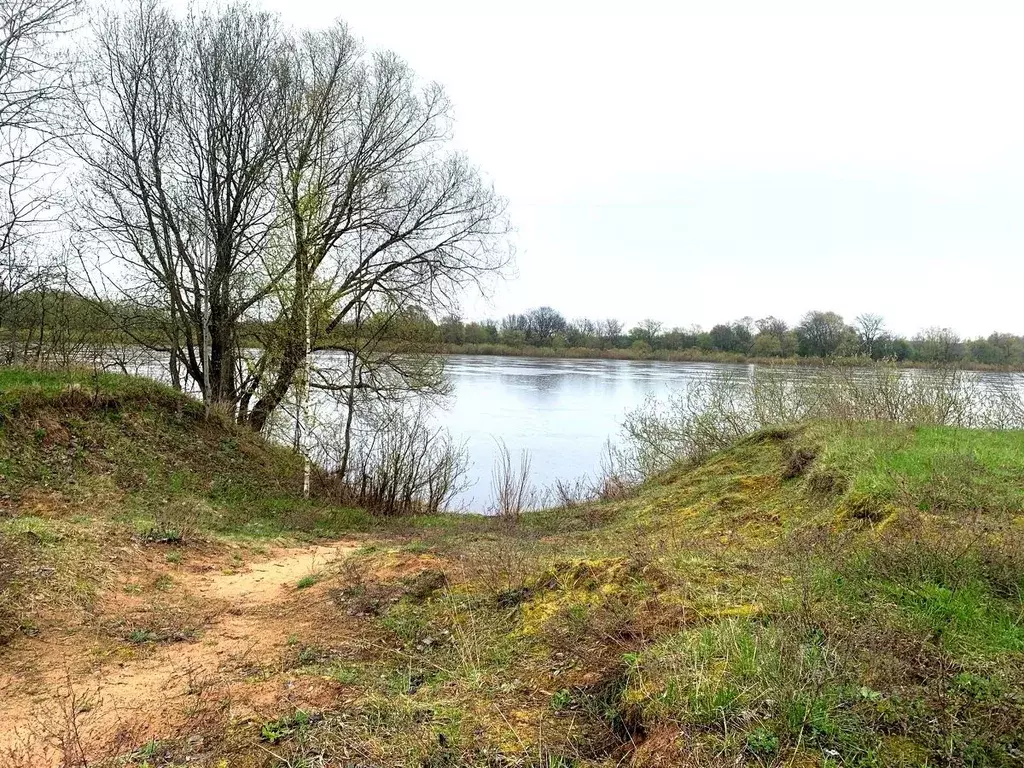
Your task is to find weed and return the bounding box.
[550,689,572,711]
[260,709,315,744]
[745,726,780,757]
[296,574,319,589]
[153,574,174,592]
[127,628,158,644]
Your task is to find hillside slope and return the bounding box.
[1,371,1022,767]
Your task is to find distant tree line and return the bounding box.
[375,307,1024,367]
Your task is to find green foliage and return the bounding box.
[745,726,779,757]
[296,574,318,589]
[261,709,312,744]
[550,689,573,711]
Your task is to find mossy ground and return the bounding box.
[1,370,1022,766]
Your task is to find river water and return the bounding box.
[439,356,753,510]
[117,349,1023,512]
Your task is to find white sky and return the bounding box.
[260,0,1024,337]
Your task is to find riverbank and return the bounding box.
[428,342,1024,372]
[1,370,1022,766]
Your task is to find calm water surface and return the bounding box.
[124,349,1022,512]
[437,356,753,510]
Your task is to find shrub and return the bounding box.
[319,404,469,517]
[488,439,537,526]
[615,363,1002,480]
[140,498,202,545]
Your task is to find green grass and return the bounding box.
[0,366,181,416]
[296,574,319,589]
[808,421,1024,513]
[0,367,372,540]
[0,366,110,393]
[2,368,1024,766]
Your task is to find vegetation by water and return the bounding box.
[9,294,1024,377]
[2,369,1022,766]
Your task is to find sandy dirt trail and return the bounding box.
[0,540,359,764]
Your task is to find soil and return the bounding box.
[0,540,359,765]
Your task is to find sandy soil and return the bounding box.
[0,540,358,766]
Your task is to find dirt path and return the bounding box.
[0,540,359,765]
[195,543,345,602]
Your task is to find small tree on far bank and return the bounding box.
[855,313,887,359]
[796,310,849,358]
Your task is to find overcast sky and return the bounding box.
[260,0,1024,337]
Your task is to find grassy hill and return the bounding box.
[1,370,1022,767]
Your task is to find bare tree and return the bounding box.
[855,313,886,358]
[914,326,962,363]
[73,0,294,404]
[566,316,599,346]
[241,26,509,431]
[72,2,509,441]
[755,315,788,337]
[601,318,623,340]
[0,0,78,357]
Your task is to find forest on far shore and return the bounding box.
[395,306,1024,367]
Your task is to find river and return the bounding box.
[439,356,755,510]
[117,349,1023,513]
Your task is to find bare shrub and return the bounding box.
[804,363,989,426]
[140,498,202,545]
[487,439,536,526]
[983,372,1024,430]
[2,671,149,768]
[614,371,766,481]
[548,475,594,509]
[593,439,633,501]
[616,362,1002,480]
[479,538,533,600]
[320,404,468,517]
